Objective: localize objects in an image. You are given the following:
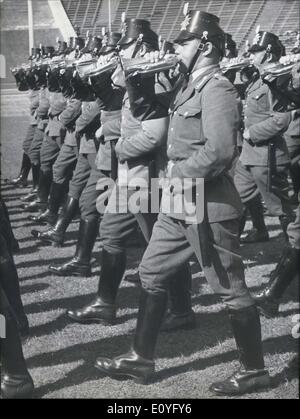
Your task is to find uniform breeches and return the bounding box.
[27,127,44,166]
[234,161,293,217]
[68,153,96,201]
[79,167,111,221]
[139,213,254,310]
[52,144,78,185]
[22,125,36,156]
[100,210,156,255]
[40,135,62,174]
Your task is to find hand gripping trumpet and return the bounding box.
[260,53,300,81]
[220,56,252,73]
[121,54,180,78]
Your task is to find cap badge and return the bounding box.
[253,32,261,45]
[181,14,191,31]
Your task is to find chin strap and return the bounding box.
[187,34,208,75]
[132,34,144,58]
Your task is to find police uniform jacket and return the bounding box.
[76,99,102,154]
[36,87,50,131]
[240,76,292,166]
[129,65,243,223]
[45,92,67,137]
[59,98,82,146]
[115,86,169,187]
[96,109,122,171]
[29,89,40,126]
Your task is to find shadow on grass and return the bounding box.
[16,255,75,269]
[31,331,298,399]
[21,282,50,295]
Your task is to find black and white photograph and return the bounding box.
[0,0,299,401]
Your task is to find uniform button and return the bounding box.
[244,116,248,120]
[171,128,174,131]
[174,111,177,115]
[168,145,172,149]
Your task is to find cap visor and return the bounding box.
[117,36,135,46]
[248,45,265,53]
[173,31,196,44]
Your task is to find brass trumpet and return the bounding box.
[220,56,252,73]
[261,53,300,80]
[86,56,119,79]
[122,54,180,77]
[75,57,98,79]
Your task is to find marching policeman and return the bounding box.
[254,191,300,317]
[23,38,84,215]
[234,31,295,243]
[65,19,194,332]
[94,10,270,396]
[11,49,40,189]
[47,32,124,275]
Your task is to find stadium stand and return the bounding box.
[1,0,63,86]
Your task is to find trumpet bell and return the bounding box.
[122,54,180,77]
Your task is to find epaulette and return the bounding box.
[195,74,210,91]
[213,72,229,82]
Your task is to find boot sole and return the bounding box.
[67,313,115,325]
[161,322,196,332]
[48,268,91,277]
[240,238,270,244]
[38,238,64,247]
[210,376,271,396]
[94,363,152,385]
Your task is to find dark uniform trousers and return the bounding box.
[23,125,37,156]
[234,160,293,217]
[40,134,63,175]
[68,152,97,201]
[234,75,293,218]
[100,209,156,255]
[52,144,78,185]
[79,167,111,221]
[28,127,45,166]
[139,213,253,310]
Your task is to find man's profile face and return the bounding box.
[250,50,267,67]
[174,38,201,72]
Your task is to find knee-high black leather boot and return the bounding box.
[11,153,31,188]
[0,288,34,399]
[49,217,99,277]
[253,246,300,317]
[29,182,66,225]
[23,170,52,212]
[162,262,196,332]
[95,289,168,383]
[21,164,40,202]
[32,196,79,246]
[66,248,127,324]
[240,195,269,243]
[0,242,29,338]
[210,306,270,395]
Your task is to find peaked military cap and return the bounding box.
[118,18,158,49]
[174,10,224,45]
[249,31,283,57]
[100,32,122,53]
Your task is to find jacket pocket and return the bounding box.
[254,92,269,111]
[177,107,201,118]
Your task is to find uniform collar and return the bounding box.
[172,65,220,110]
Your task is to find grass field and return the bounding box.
[1,90,299,399]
